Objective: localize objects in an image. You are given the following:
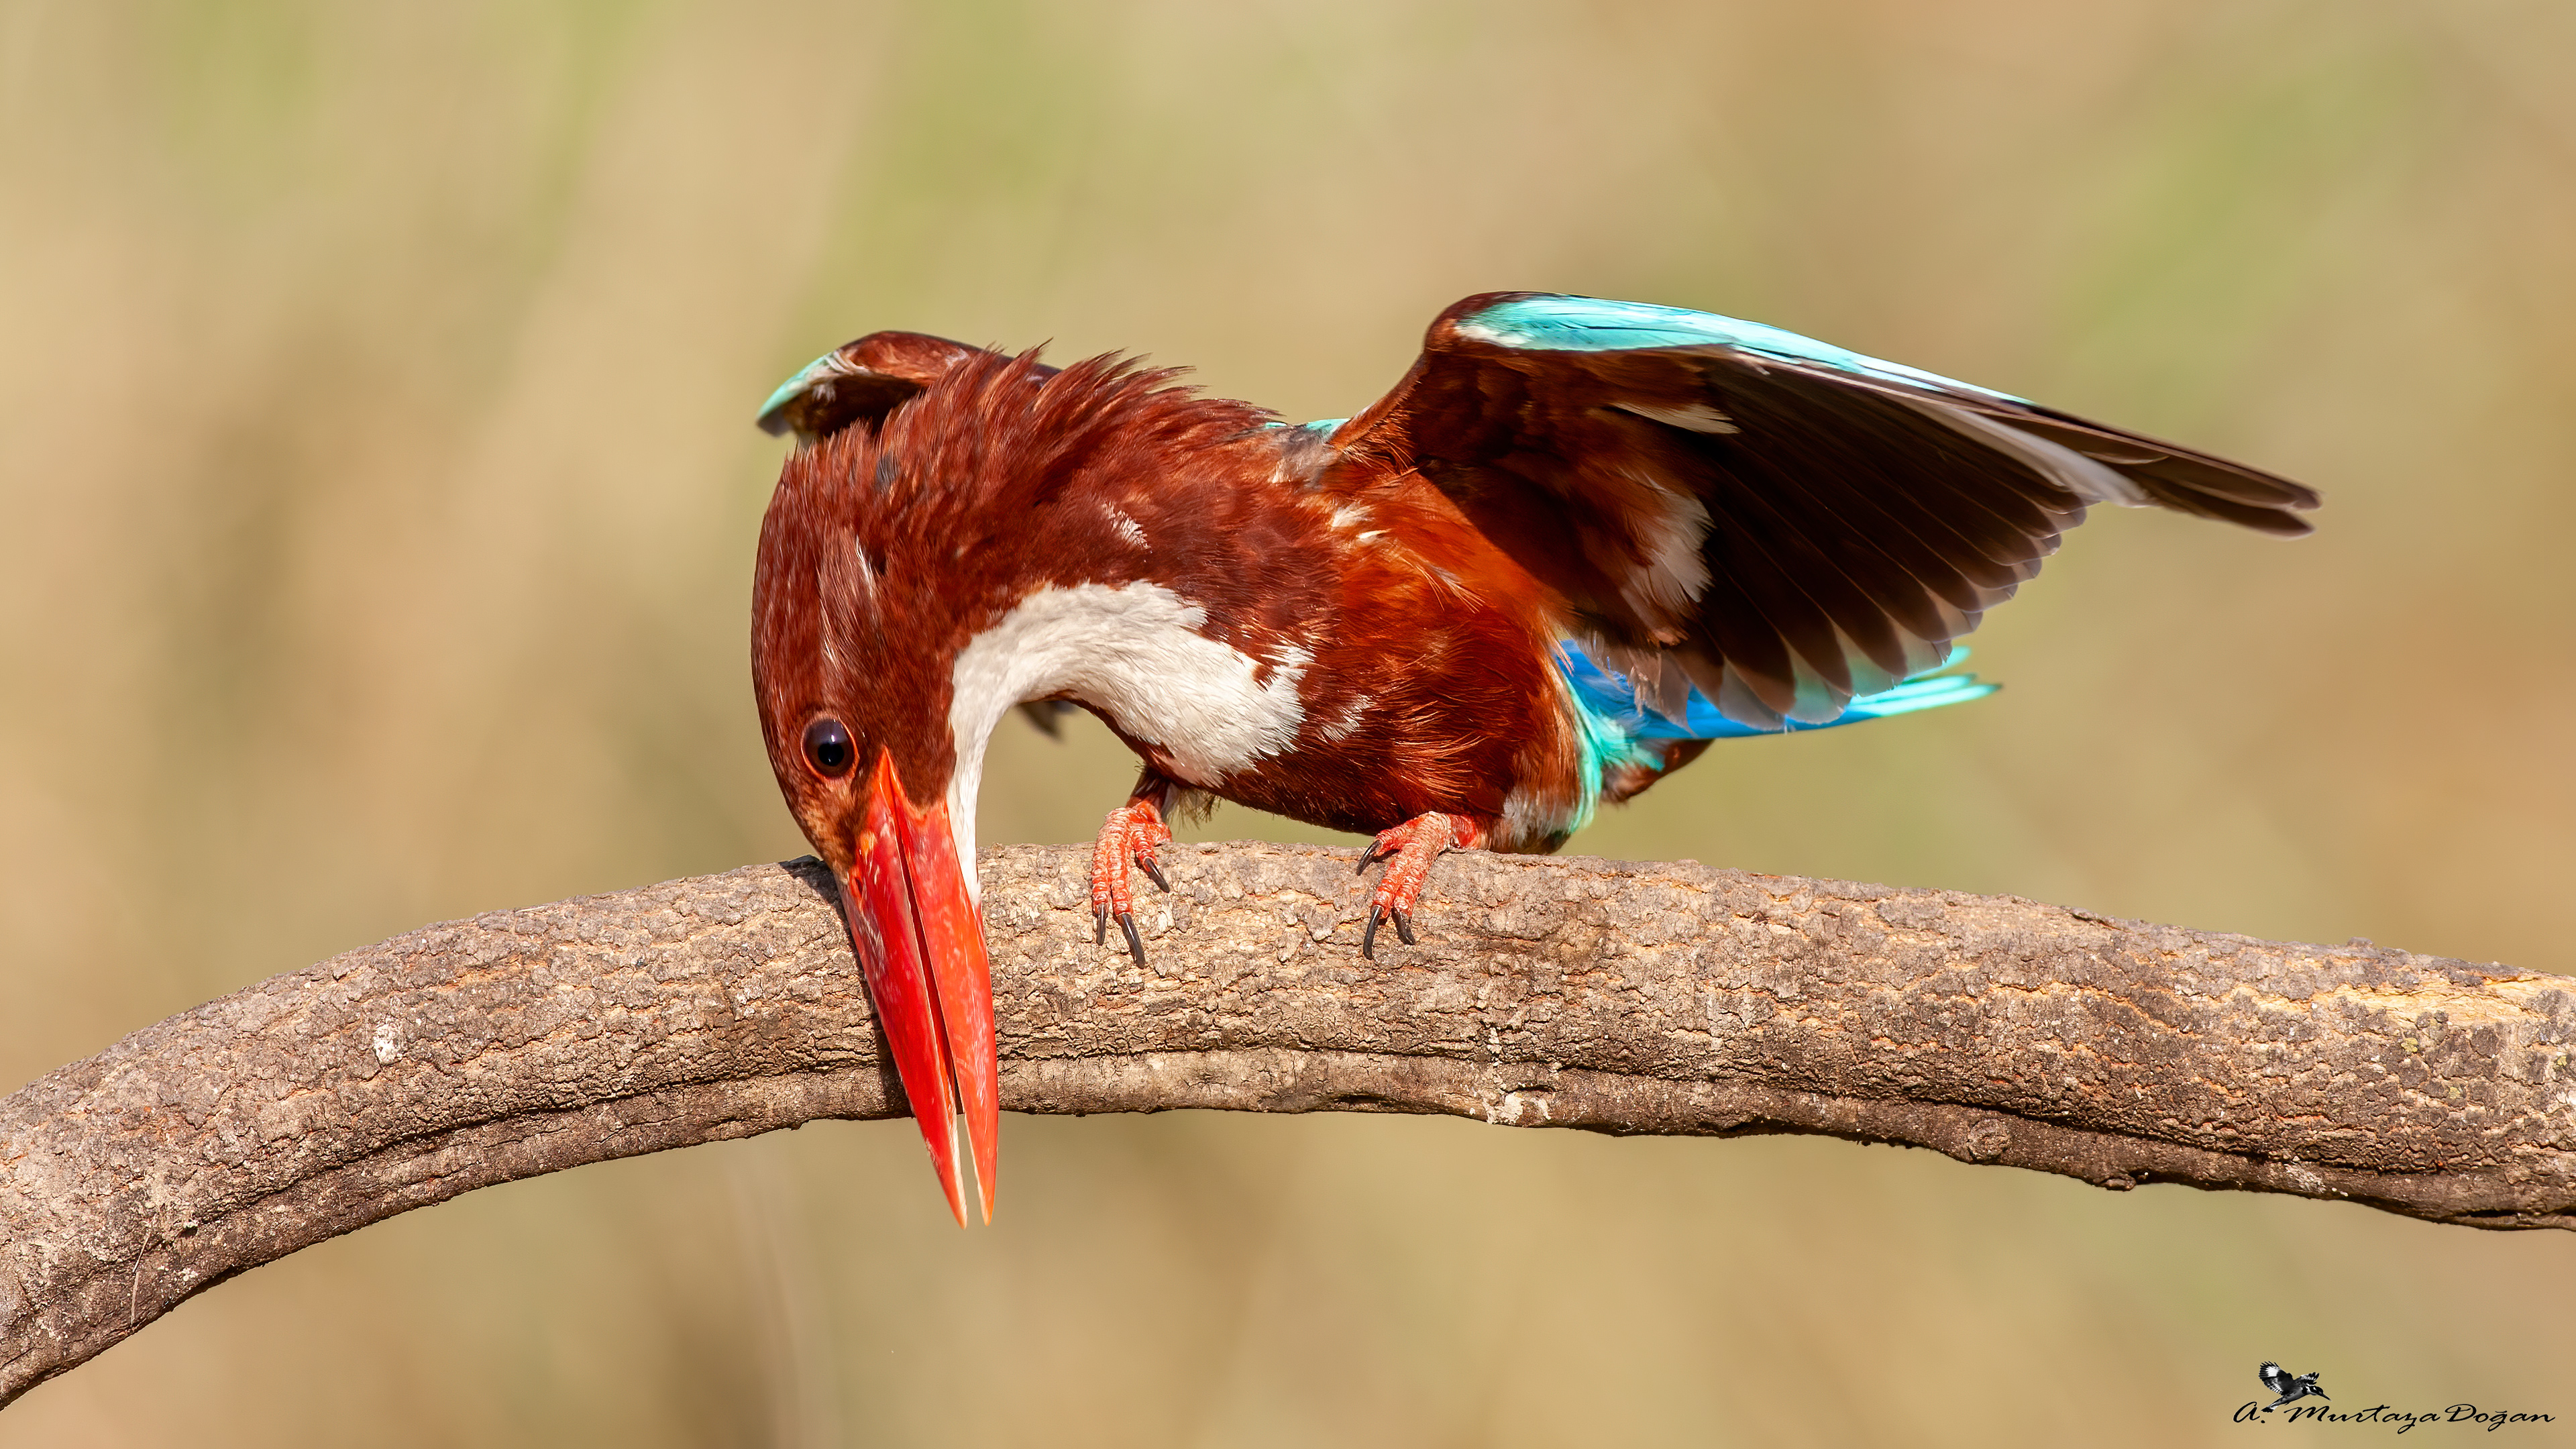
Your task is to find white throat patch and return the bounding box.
[945,581,1309,898]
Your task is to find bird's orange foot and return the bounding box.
[1356,812,1485,959]
[1090,800,1173,965]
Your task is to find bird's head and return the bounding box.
[747,335,1026,1224]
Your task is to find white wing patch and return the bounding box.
[1615,400,1740,435]
[945,582,1309,897]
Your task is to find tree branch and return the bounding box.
[5,843,2572,1403]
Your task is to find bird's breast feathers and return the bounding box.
[949,581,1312,785]
[941,580,1317,870]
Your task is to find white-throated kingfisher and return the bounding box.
[748,294,2317,1223]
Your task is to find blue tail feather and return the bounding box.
[1556,641,1996,741]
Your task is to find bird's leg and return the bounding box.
[1356,812,1485,959]
[1090,774,1176,966]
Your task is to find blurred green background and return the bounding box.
[4,1,2572,1443]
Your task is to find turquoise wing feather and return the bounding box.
[1456,294,2024,404]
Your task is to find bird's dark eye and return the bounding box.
[802,717,856,778]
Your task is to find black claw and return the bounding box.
[1361,911,1382,960]
[1138,855,1169,892]
[1393,910,1415,947]
[1117,912,1147,967]
[1355,851,1374,875]
[1094,907,1108,947]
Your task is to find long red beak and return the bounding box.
[841,749,1000,1224]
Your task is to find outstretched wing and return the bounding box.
[1321,292,2318,729]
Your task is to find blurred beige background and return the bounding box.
[4,1,2572,1444]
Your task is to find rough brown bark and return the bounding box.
[4,843,2572,1405]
